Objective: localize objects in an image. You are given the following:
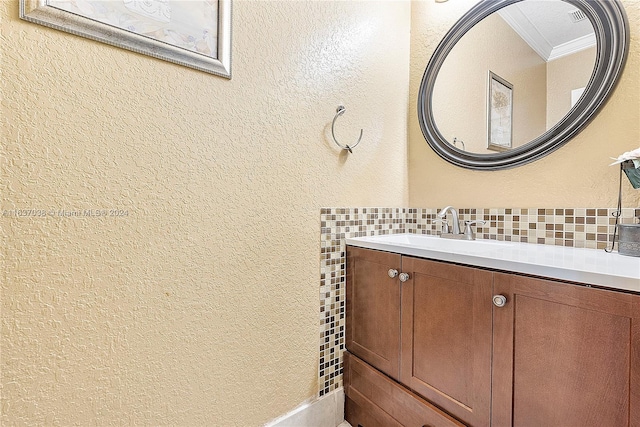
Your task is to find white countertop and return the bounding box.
[345,234,640,294]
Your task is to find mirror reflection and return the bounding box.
[431,0,597,154]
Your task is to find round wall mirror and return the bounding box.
[417,0,629,170]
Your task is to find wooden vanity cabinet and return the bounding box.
[345,246,640,427]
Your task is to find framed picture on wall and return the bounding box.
[487,71,513,151]
[19,0,232,78]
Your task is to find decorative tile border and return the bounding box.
[415,207,640,250]
[319,208,411,396]
[318,207,639,397]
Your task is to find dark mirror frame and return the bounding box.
[417,0,629,170]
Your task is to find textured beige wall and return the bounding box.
[432,13,546,153]
[0,1,410,425]
[409,0,640,208]
[546,47,597,126]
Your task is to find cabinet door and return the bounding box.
[346,246,402,380]
[400,257,493,427]
[492,273,640,427]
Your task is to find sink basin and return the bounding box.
[359,233,512,250]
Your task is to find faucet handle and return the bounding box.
[433,218,450,234]
[463,220,486,239]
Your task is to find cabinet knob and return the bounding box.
[388,269,399,278]
[493,294,507,307]
[399,272,410,282]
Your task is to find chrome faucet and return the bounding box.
[437,206,461,234]
[436,206,486,240]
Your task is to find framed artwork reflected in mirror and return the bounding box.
[487,71,513,152]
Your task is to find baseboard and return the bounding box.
[264,388,345,427]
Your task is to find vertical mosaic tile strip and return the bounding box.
[318,207,415,396]
[318,206,640,397]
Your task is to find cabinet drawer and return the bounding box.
[344,352,465,427]
[345,395,403,427]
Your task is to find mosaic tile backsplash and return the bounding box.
[318,206,640,397]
